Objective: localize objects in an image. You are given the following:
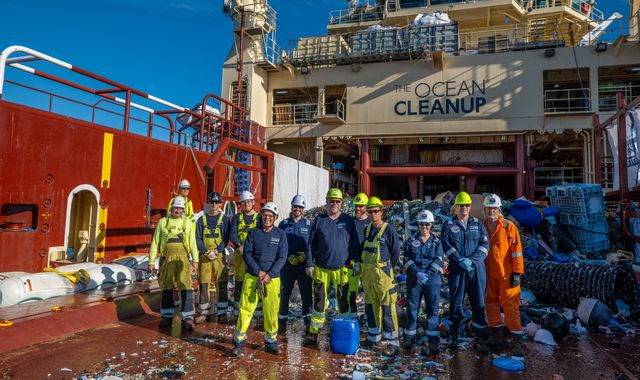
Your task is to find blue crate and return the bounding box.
[565,225,610,253]
[546,184,606,228]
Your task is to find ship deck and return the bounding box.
[0,286,638,380]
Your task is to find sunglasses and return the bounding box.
[292,206,304,209]
[419,222,431,227]
[328,200,342,204]
[368,209,382,214]
[209,201,222,204]
[458,204,471,208]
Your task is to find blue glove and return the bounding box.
[459,258,474,272]
[416,272,429,285]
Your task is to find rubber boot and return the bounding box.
[181,319,195,331]
[383,344,399,356]
[402,337,415,351]
[428,336,441,354]
[488,326,505,349]
[302,332,318,347]
[361,339,377,349]
[278,320,287,335]
[511,332,526,357]
[217,313,228,325]
[159,317,173,329]
[448,323,459,349]
[474,327,490,354]
[265,343,282,355]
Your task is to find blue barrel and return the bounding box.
[329,318,359,355]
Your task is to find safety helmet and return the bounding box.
[416,210,435,224]
[179,179,190,189]
[171,197,186,209]
[326,188,343,200]
[291,194,306,208]
[208,192,222,203]
[454,191,472,205]
[483,194,502,208]
[239,190,255,202]
[366,196,384,209]
[261,201,279,216]
[353,193,369,206]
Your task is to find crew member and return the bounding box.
[402,210,444,354]
[353,196,401,356]
[483,194,525,357]
[278,195,312,334]
[232,202,288,357]
[195,192,230,324]
[149,196,199,331]
[349,192,370,319]
[441,191,490,353]
[229,190,262,321]
[303,188,358,347]
[167,179,195,224]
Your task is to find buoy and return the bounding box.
[0,319,13,327]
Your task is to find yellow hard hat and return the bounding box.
[366,196,384,209]
[354,193,369,206]
[455,191,473,205]
[326,188,343,200]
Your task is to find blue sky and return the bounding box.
[0,0,630,115]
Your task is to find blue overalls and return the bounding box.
[403,233,444,343]
[278,217,312,326]
[441,216,489,330]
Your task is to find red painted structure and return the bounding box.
[0,46,273,272]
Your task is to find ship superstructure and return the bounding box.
[222,0,639,200]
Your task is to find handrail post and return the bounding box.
[123,89,131,132]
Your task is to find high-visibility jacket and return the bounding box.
[483,217,524,279]
[166,195,195,223]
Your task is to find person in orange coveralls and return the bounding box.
[483,194,526,357]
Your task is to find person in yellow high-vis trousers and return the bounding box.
[149,196,199,331]
[195,192,230,324]
[302,188,359,348]
[232,202,288,357]
[353,196,401,356]
[229,190,262,322]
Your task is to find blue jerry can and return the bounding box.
[330,318,360,355]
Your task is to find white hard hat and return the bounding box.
[171,197,186,209]
[416,210,435,224]
[261,201,279,216]
[179,179,190,189]
[239,190,255,202]
[291,194,306,208]
[483,194,502,208]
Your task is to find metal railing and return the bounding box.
[272,103,318,125]
[0,45,262,152]
[318,98,346,121]
[599,83,640,112]
[329,5,384,25]
[544,88,591,113]
[525,0,603,22]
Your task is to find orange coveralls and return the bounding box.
[484,217,524,332]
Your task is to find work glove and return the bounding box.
[205,250,217,261]
[510,273,522,288]
[459,258,474,272]
[305,266,314,278]
[352,262,362,276]
[287,252,306,266]
[416,272,429,285]
[257,282,267,299]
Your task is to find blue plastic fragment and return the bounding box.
[493,357,525,372]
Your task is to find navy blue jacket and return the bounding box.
[352,216,370,261]
[195,213,230,254]
[441,216,489,271]
[243,227,288,279]
[306,212,358,270]
[403,233,444,279]
[229,213,263,247]
[279,217,311,254]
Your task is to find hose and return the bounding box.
[523,262,639,312]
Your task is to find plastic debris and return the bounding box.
[533,328,557,346]
[493,357,525,372]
